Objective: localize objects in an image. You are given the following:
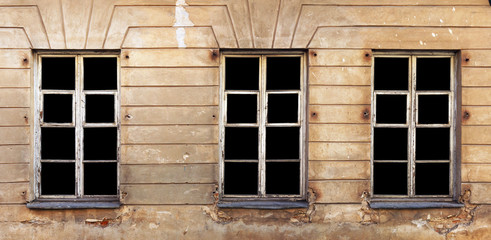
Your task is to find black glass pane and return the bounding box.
[84,162,117,195]
[374,57,409,90]
[416,128,450,160]
[41,57,75,90]
[418,95,448,124]
[266,57,301,90]
[41,162,75,195]
[374,128,408,160]
[373,162,407,195]
[43,94,72,123]
[376,95,407,124]
[86,95,115,123]
[268,94,298,123]
[84,58,117,90]
[415,163,449,195]
[225,127,258,160]
[84,127,117,160]
[225,57,259,90]
[416,58,450,91]
[227,94,257,124]
[266,162,300,195]
[224,162,258,195]
[266,127,299,160]
[41,127,75,159]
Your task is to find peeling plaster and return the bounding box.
[202,186,233,224]
[407,190,477,237]
[360,191,379,225]
[173,0,193,48]
[174,0,193,27]
[176,28,187,48]
[290,188,317,225]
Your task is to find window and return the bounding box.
[219,52,306,204]
[30,52,120,208]
[371,52,458,203]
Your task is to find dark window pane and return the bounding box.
[41,127,75,160]
[266,127,299,160]
[374,57,409,90]
[43,94,72,123]
[374,128,408,160]
[86,95,115,123]
[225,127,258,160]
[84,127,117,160]
[41,57,75,90]
[416,128,450,160]
[41,162,75,195]
[84,162,117,195]
[416,58,450,91]
[373,162,407,195]
[266,162,300,195]
[227,94,257,124]
[415,163,449,195]
[376,95,407,124]
[84,58,117,90]
[268,94,298,123]
[418,95,449,124]
[225,57,259,90]
[224,162,258,195]
[266,57,301,90]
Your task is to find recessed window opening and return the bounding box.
[35,54,119,199]
[372,53,455,199]
[220,53,305,199]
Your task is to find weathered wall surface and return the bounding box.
[1,0,491,239]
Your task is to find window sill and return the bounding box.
[218,200,309,209]
[370,201,464,209]
[27,200,120,209]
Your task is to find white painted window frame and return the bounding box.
[33,52,120,201]
[370,51,459,202]
[219,51,307,201]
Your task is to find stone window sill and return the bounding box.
[370,201,464,209]
[217,200,309,209]
[27,200,120,209]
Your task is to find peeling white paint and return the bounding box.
[173,0,193,48]
[448,29,453,35]
[149,223,159,229]
[452,7,456,12]
[157,211,172,215]
[184,189,199,194]
[176,0,187,5]
[176,28,187,48]
[412,219,428,228]
[174,4,193,27]
[183,152,190,161]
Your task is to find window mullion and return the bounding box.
[409,56,417,197]
[259,55,267,197]
[75,55,83,198]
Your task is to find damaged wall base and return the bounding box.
[1,202,490,240]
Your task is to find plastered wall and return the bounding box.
[1,0,491,239]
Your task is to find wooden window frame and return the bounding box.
[30,51,120,208]
[370,51,461,205]
[218,51,308,204]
